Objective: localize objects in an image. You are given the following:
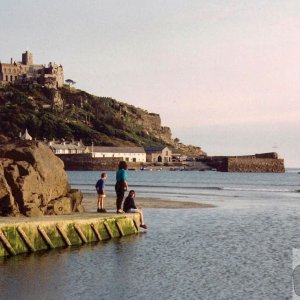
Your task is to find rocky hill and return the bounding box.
[0,83,206,156]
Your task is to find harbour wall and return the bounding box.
[225,157,285,173]
[200,152,285,173]
[57,154,142,171]
[0,213,140,257]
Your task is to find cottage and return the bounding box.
[48,140,89,155]
[144,146,172,163]
[90,146,146,163]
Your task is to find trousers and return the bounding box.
[115,181,125,210]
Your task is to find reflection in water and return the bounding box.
[0,206,299,299]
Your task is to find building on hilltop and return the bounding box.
[0,50,64,89]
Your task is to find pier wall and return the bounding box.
[225,157,285,173]
[0,214,140,257]
[57,154,142,171]
[200,152,285,173]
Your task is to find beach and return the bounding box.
[82,193,215,211]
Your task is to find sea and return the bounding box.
[1,169,300,300]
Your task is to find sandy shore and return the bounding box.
[83,193,215,211]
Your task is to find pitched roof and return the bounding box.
[48,140,86,150]
[50,144,85,150]
[144,146,169,153]
[91,146,146,154]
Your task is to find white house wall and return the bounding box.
[93,152,146,162]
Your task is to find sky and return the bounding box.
[1,0,300,167]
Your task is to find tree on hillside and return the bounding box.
[65,79,76,87]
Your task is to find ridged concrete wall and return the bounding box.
[0,214,140,257]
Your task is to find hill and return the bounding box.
[0,83,206,156]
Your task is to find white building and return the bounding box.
[19,129,32,140]
[91,146,146,163]
[48,140,89,155]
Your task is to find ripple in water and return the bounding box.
[0,204,299,300]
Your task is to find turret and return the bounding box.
[22,51,33,65]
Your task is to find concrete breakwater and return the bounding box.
[0,213,140,257]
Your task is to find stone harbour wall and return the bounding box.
[58,154,120,171]
[200,152,285,173]
[57,154,142,171]
[225,157,285,173]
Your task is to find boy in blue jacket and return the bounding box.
[95,173,107,213]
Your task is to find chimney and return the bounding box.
[10,58,13,64]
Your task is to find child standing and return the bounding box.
[95,173,107,213]
[123,190,147,229]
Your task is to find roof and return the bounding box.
[144,146,169,153]
[48,140,86,150]
[50,144,86,150]
[91,146,146,154]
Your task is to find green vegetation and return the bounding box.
[0,83,171,147]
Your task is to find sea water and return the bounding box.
[0,169,300,299]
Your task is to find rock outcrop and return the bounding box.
[0,140,84,217]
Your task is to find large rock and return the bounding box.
[0,140,84,216]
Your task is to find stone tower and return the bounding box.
[22,51,33,65]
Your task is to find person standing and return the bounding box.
[115,161,128,213]
[95,172,107,213]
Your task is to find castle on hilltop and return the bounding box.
[0,51,64,89]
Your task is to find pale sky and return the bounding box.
[1,0,300,167]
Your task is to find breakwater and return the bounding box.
[200,152,285,173]
[57,154,142,171]
[0,213,140,257]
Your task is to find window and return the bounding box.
[133,158,136,162]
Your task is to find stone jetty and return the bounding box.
[0,213,141,257]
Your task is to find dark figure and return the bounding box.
[115,161,128,213]
[123,190,147,229]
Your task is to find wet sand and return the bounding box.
[83,193,215,211]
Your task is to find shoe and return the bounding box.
[140,224,148,229]
[116,210,124,214]
[97,208,101,213]
[100,209,107,213]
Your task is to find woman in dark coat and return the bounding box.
[115,161,128,213]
